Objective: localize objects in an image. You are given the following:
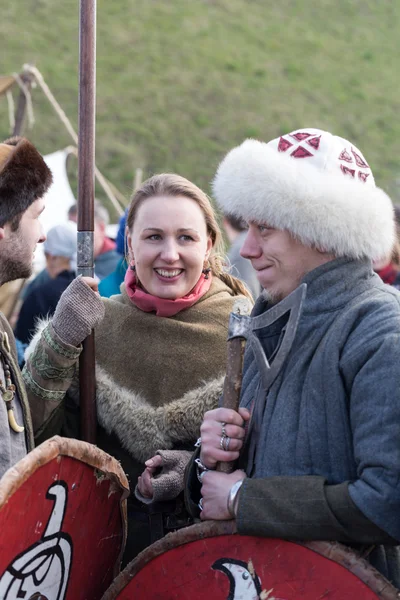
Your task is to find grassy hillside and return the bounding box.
[1,0,400,218]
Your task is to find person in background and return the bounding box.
[20,206,76,300]
[67,203,77,223]
[0,136,52,477]
[98,210,128,298]
[93,199,120,280]
[223,214,261,300]
[15,222,77,344]
[373,205,400,289]
[23,198,118,301]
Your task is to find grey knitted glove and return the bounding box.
[135,450,193,505]
[52,276,105,346]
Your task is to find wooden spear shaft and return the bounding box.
[78,0,97,443]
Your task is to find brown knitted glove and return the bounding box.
[135,450,193,505]
[52,276,105,346]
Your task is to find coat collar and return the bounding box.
[253,257,379,319]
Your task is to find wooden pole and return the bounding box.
[133,167,143,192]
[216,298,251,474]
[78,0,97,443]
[216,338,245,474]
[13,72,33,136]
[6,72,35,325]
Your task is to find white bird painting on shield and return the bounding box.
[0,480,73,600]
[212,557,287,600]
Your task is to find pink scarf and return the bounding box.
[124,267,212,317]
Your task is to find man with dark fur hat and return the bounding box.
[186,129,400,587]
[0,136,52,477]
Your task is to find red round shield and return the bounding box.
[0,435,129,600]
[102,521,399,600]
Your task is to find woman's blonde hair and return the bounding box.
[126,173,252,299]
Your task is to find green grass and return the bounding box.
[1,0,400,219]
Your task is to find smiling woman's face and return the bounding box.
[127,195,212,299]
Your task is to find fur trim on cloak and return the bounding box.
[25,322,224,464]
[94,365,224,463]
[0,137,53,227]
[24,316,49,361]
[213,139,394,261]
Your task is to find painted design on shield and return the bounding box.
[0,481,73,600]
[212,558,287,600]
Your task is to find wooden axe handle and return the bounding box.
[216,337,245,474]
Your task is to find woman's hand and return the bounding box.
[137,454,164,499]
[52,275,105,346]
[80,276,99,294]
[200,407,250,469]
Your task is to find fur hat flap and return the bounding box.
[213,138,394,261]
[0,137,53,227]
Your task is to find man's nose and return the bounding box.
[240,228,261,259]
[38,223,46,244]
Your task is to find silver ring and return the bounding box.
[223,436,231,451]
[197,470,206,483]
[220,435,225,449]
[198,497,203,511]
[221,422,227,437]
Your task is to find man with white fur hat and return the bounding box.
[186,129,400,586]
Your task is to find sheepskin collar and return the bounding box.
[94,276,241,407]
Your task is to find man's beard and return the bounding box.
[0,256,32,285]
[262,287,285,305]
[261,276,303,306]
[0,232,33,285]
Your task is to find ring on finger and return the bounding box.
[220,435,226,450]
[221,422,227,437]
[223,436,231,451]
[198,497,204,511]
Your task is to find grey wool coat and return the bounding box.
[186,258,400,588]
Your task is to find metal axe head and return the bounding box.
[227,297,253,341]
[251,283,307,389]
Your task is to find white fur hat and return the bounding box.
[213,128,395,260]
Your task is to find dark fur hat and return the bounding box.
[0,136,53,227]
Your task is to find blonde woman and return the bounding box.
[23,174,251,560]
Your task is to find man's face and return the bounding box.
[240,222,333,302]
[0,198,46,284]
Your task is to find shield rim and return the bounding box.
[101,520,399,600]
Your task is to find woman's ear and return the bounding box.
[126,228,134,260]
[205,235,213,259]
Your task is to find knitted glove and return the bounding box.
[135,450,193,505]
[52,276,105,346]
